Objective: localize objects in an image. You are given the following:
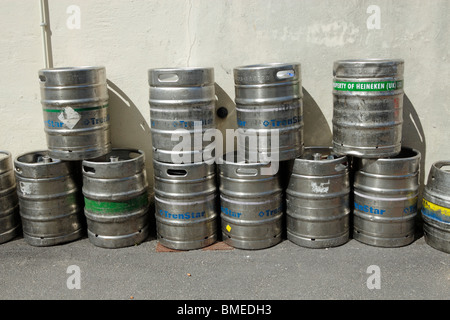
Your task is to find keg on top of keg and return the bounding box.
[148,67,216,164]
[332,59,404,158]
[286,147,350,248]
[153,160,218,250]
[218,152,283,250]
[14,151,85,246]
[82,149,150,248]
[233,63,304,162]
[0,151,21,244]
[421,161,450,253]
[38,66,111,161]
[352,147,421,247]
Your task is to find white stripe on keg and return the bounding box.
[353,190,418,202]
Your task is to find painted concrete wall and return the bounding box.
[0,0,448,195]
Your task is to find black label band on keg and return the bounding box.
[333,80,403,91]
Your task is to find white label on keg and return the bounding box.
[311,180,330,193]
[58,107,81,129]
[19,182,35,195]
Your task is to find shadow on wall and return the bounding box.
[302,87,332,147]
[401,94,426,238]
[106,80,156,238]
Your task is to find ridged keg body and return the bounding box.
[286,147,350,248]
[39,66,111,160]
[353,148,420,247]
[219,153,283,249]
[0,151,21,244]
[421,161,450,253]
[149,68,216,163]
[234,63,304,162]
[153,160,218,250]
[82,149,150,248]
[14,151,84,246]
[332,59,404,158]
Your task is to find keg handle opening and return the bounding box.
[276,70,295,80]
[235,168,258,176]
[39,75,46,82]
[435,162,450,172]
[83,166,96,174]
[158,73,179,83]
[167,169,187,176]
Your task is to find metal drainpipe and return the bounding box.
[39,0,52,68]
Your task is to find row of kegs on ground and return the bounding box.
[0,60,448,254]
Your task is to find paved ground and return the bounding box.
[0,233,448,301]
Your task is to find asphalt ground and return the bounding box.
[0,232,448,301]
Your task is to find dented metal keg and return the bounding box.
[14,151,84,246]
[0,151,21,244]
[219,152,283,249]
[421,161,450,253]
[82,149,150,248]
[149,67,216,163]
[286,147,350,248]
[353,147,420,247]
[153,160,218,250]
[39,66,111,161]
[233,63,304,162]
[332,59,404,158]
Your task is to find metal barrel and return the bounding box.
[352,147,421,247]
[218,152,283,249]
[233,63,304,162]
[148,67,216,163]
[153,160,218,250]
[38,66,111,161]
[332,59,404,158]
[0,151,21,244]
[14,151,84,246]
[286,147,350,248]
[421,161,450,253]
[82,149,150,248]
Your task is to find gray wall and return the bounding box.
[0,0,448,193]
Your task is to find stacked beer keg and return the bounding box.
[13,66,151,248]
[149,67,219,250]
[220,63,303,249]
[331,59,422,248]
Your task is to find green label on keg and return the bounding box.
[333,80,403,91]
[43,104,109,113]
[84,193,149,214]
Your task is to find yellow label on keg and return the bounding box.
[422,199,450,217]
[226,225,231,232]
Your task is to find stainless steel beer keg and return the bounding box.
[82,149,150,248]
[148,67,216,163]
[332,59,404,158]
[0,151,21,244]
[219,152,283,249]
[353,147,420,247]
[153,160,218,250]
[421,161,450,253]
[38,66,111,161]
[286,147,350,248]
[233,63,304,162]
[14,151,84,246]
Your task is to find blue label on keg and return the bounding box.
[158,209,205,219]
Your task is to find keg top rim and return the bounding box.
[333,59,404,77]
[432,161,450,175]
[296,146,347,163]
[82,148,144,164]
[234,62,300,71]
[39,66,106,73]
[148,67,214,86]
[334,58,404,64]
[14,150,61,166]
